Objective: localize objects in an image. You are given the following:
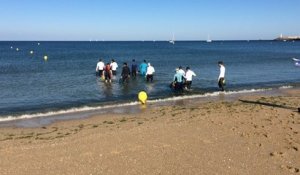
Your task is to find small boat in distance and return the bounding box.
[292,58,300,62]
[292,58,300,67]
[169,33,175,44]
[206,35,212,43]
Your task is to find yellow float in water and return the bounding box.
[44,55,48,61]
[30,50,34,54]
[138,91,148,104]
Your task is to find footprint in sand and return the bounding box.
[281,165,300,173]
[231,127,237,131]
[262,133,268,138]
[253,124,258,129]
[270,151,285,158]
[288,146,299,152]
[292,146,299,151]
[256,143,262,147]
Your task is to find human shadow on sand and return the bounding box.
[239,100,300,113]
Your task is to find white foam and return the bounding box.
[148,88,271,103]
[279,85,293,89]
[0,88,275,122]
[0,102,139,122]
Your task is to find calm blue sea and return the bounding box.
[0,41,299,120]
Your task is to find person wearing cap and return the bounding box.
[146,63,155,82]
[185,67,196,89]
[218,61,226,91]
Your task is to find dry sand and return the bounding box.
[0,89,299,175]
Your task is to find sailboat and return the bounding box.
[169,33,175,44]
[206,35,212,43]
[292,58,300,67]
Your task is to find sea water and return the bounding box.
[0,41,299,120]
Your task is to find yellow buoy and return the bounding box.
[138,91,148,104]
[30,50,34,54]
[44,55,48,61]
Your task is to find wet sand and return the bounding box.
[0,89,299,174]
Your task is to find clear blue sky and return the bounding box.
[0,0,299,41]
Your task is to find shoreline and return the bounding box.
[0,86,297,128]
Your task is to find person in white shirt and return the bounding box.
[218,61,226,91]
[96,59,105,77]
[110,59,118,76]
[185,67,196,89]
[146,63,155,82]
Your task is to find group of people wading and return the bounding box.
[96,59,226,92]
[96,59,156,83]
[170,61,226,92]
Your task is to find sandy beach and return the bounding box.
[0,89,299,175]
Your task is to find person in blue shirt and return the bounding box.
[139,60,148,76]
[172,68,184,92]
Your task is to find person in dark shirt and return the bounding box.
[121,62,131,83]
[131,59,138,78]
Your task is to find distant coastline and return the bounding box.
[274,34,300,41]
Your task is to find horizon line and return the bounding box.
[0,39,279,42]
